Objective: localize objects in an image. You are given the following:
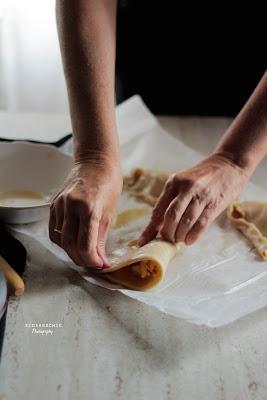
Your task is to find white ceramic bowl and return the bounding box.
[0,142,73,224]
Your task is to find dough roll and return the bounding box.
[98,240,181,290]
[228,201,267,260]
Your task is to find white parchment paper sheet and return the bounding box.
[10,96,267,327]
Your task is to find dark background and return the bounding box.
[116,2,266,116]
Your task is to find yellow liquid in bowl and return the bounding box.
[0,190,47,207]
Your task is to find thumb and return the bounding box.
[138,223,158,247]
[138,186,175,246]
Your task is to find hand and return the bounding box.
[139,154,251,246]
[49,160,122,268]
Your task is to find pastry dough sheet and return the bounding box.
[228,201,267,260]
[123,168,169,206]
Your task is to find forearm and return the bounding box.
[213,71,267,174]
[56,0,119,164]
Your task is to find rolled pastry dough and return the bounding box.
[228,201,267,260]
[99,240,181,291]
[92,168,181,290]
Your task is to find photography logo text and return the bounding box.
[25,322,63,336]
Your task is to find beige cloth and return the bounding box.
[227,201,267,260]
[94,168,182,290]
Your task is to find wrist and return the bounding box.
[211,149,257,177]
[73,123,120,165]
[74,149,119,164]
[74,138,121,166]
[73,148,122,176]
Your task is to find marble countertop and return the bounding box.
[0,112,267,400]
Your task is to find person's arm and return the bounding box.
[214,72,267,170]
[49,0,121,268]
[139,72,267,246]
[56,0,119,163]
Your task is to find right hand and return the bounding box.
[139,154,250,246]
[49,159,122,269]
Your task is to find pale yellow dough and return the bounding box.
[100,239,181,290]
[227,201,267,260]
[123,167,169,206]
[93,168,182,291]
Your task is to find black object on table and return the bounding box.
[0,133,72,361]
[0,133,72,148]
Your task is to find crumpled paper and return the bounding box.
[10,95,267,327]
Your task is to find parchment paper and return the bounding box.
[10,96,267,327]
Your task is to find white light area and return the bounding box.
[0,2,3,19]
[1,0,55,20]
[0,0,69,112]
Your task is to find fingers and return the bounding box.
[174,195,206,242]
[97,217,111,268]
[49,197,104,268]
[138,181,176,246]
[49,199,83,266]
[48,196,64,245]
[185,203,216,245]
[49,204,57,243]
[160,194,192,243]
[76,212,103,268]
[61,209,82,267]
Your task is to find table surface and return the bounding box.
[1,112,267,400]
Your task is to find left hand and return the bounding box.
[139,154,251,246]
[49,159,122,268]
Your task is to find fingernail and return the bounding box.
[99,254,111,268]
[185,237,193,246]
